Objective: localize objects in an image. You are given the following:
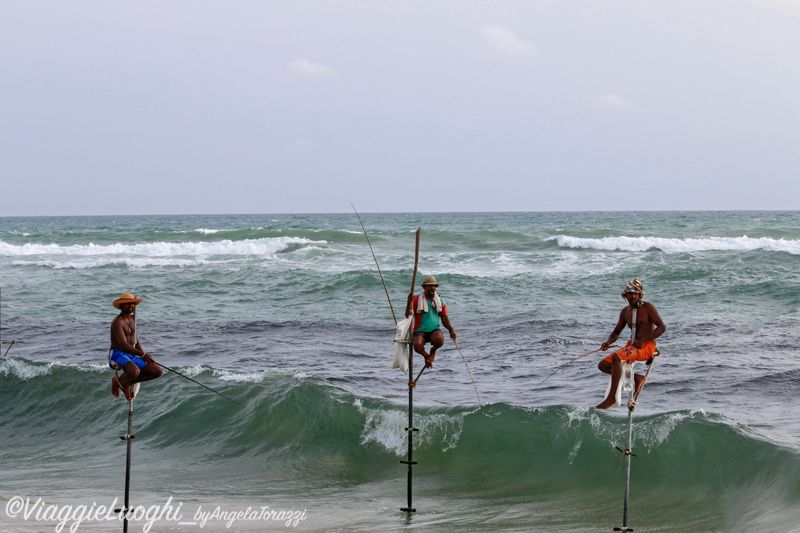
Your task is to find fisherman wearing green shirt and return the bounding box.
[404,276,456,369]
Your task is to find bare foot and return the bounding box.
[595,398,615,409]
[112,376,132,401]
[424,354,434,368]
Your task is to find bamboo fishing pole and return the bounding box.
[351,203,397,324]
[407,228,421,381]
[0,288,15,357]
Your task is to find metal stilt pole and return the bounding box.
[614,307,638,533]
[116,387,137,532]
[401,228,421,514]
[614,388,635,532]
[401,335,418,513]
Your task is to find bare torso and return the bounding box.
[110,314,138,352]
[617,301,665,346]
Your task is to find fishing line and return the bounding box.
[410,340,482,406]
[454,340,482,405]
[351,202,397,324]
[532,345,618,392]
[155,361,251,411]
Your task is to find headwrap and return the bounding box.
[621,279,644,307]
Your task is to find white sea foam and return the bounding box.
[0,358,53,379]
[212,368,305,382]
[0,237,322,268]
[551,235,800,254]
[359,405,465,455]
[0,359,107,379]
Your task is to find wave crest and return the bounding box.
[551,235,800,254]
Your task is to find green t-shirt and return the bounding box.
[415,295,447,333]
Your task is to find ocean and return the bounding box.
[1,211,799,532]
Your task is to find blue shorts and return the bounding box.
[108,349,147,371]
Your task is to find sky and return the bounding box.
[1,0,799,216]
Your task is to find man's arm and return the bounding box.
[405,293,415,318]
[441,315,456,341]
[133,338,156,363]
[601,310,627,350]
[634,304,666,348]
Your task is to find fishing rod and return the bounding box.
[351,202,397,324]
[154,361,250,411]
[531,345,618,392]
[0,288,16,357]
[1,340,16,357]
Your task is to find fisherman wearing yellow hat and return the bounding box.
[109,293,163,401]
[595,279,666,409]
[404,276,457,369]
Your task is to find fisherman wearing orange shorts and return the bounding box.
[596,279,666,409]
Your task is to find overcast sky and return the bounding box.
[1,0,798,216]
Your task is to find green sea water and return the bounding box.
[1,211,799,531]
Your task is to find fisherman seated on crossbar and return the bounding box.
[108,293,162,401]
[596,279,665,410]
[404,276,456,369]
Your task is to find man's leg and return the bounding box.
[136,362,163,382]
[596,353,622,409]
[426,330,445,368]
[413,334,431,367]
[111,361,141,401]
[633,374,645,397]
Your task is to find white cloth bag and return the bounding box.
[392,315,413,373]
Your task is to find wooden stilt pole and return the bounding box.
[400,228,421,514]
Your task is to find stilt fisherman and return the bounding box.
[596,279,665,409]
[109,293,162,401]
[404,276,457,369]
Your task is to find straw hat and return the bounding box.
[421,276,439,287]
[113,293,142,309]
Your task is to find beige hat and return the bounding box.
[421,276,439,287]
[113,293,142,309]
